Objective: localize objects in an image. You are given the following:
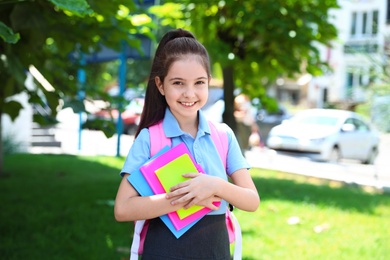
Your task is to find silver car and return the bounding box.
[266,109,380,164]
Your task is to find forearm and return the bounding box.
[215,174,260,211]
[115,194,184,222]
[166,171,260,211]
[114,174,185,222]
[215,177,259,212]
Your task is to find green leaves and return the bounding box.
[0,21,19,43]
[3,100,23,121]
[1,0,155,124]
[154,0,338,98]
[48,0,93,16]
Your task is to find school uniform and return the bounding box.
[121,108,250,259]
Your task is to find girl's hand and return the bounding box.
[196,196,221,211]
[166,173,220,209]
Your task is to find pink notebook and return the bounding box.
[155,154,208,219]
[141,143,202,192]
[140,143,220,230]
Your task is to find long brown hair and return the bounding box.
[135,28,211,137]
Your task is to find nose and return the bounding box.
[183,85,195,98]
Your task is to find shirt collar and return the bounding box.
[162,108,211,138]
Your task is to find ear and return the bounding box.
[155,76,164,96]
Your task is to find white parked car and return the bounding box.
[266,109,380,164]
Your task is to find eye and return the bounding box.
[195,80,206,85]
[172,81,183,85]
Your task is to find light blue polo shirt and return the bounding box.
[121,108,250,215]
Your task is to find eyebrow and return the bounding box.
[168,76,208,82]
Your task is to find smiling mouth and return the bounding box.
[180,102,196,107]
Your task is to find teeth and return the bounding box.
[181,102,195,107]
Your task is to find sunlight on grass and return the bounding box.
[1,154,389,259]
[240,168,390,260]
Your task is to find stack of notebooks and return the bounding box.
[127,142,220,238]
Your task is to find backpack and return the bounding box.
[130,120,242,260]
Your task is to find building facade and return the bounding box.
[275,1,387,109]
[308,0,387,109]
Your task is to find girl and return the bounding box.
[114,28,260,259]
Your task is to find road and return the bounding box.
[245,133,390,190]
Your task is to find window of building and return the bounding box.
[345,67,371,99]
[347,72,354,88]
[351,12,357,36]
[372,10,378,35]
[350,10,379,38]
[362,12,367,35]
[346,72,354,98]
[387,1,390,24]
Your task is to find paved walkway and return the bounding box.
[245,147,390,192]
[245,133,390,192]
[29,125,390,192]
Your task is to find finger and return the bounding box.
[181,172,201,178]
[183,194,203,209]
[169,180,191,192]
[170,193,192,206]
[206,203,219,211]
[183,199,195,209]
[166,185,190,199]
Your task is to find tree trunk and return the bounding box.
[222,65,237,133]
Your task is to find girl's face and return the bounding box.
[156,55,210,123]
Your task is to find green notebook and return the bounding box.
[155,153,204,219]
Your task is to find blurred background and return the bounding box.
[2,1,390,259]
[2,0,390,186]
[2,0,390,158]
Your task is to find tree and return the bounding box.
[151,0,339,129]
[0,0,155,175]
[361,36,390,132]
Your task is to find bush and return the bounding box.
[2,134,23,155]
[371,95,390,133]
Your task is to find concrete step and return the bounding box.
[31,124,62,148]
[31,141,62,147]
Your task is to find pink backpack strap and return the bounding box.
[130,220,148,259]
[208,121,228,170]
[148,121,171,157]
[208,121,242,258]
[131,121,171,258]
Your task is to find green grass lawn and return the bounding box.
[1,154,389,260]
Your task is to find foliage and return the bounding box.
[368,50,390,132]
[353,36,390,133]
[1,133,22,155]
[2,154,389,259]
[151,0,339,126]
[0,21,20,43]
[0,0,156,175]
[0,0,154,121]
[367,93,390,133]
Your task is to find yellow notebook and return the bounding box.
[155,153,204,219]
